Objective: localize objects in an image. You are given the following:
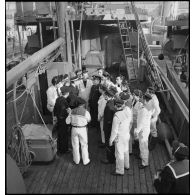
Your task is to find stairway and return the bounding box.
[117,18,137,80]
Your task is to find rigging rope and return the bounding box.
[6,89,27,104]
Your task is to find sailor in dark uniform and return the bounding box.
[153,140,189,194]
[69,75,79,97]
[53,86,72,155]
[88,75,102,128]
[101,87,117,164]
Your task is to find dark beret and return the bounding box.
[103,71,110,78]
[70,75,78,82]
[172,140,189,159]
[99,84,107,91]
[105,88,115,97]
[92,74,102,80]
[75,69,82,74]
[97,67,104,71]
[82,69,88,74]
[63,74,69,80]
[60,86,71,94]
[109,86,118,95]
[133,89,143,98]
[148,86,156,93]
[76,97,86,106]
[120,92,130,100]
[144,93,152,100]
[114,98,124,106]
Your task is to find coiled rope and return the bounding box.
[7,124,33,175]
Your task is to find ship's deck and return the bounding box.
[23,126,169,194]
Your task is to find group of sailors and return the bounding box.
[46,67,189,193]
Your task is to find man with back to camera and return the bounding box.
[146,86,161,151]
[66,97,91,165]
[53,86,72,155]
[153,140,189,193]
[109,95,133,176]
[129,89,143,155]
[134,93,154,169]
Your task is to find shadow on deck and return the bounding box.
[23,126,170,194]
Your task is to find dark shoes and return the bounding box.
[84,161,91,166]
[139,165,149,169]
[125,168,129,170]
[101,159,114,164]
[111,171,124,176]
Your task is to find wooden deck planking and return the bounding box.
[132,156,141,193]
[39,159,61,194]
[128,156,135,193]
[109,164,117,193]
[58,162,74,193]
[45,157,65,193]
[52,158,70,194]
[23,127,169,194]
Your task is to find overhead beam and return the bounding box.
[6,38,65,89]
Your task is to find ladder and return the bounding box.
[70,19,77,70]
[130,2,164,90]
[117,18,137,80]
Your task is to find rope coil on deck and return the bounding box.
[7,124,33,174]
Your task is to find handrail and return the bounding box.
[156,61,189,122]
[6,38,65,89]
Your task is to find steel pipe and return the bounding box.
[6,38,65,89]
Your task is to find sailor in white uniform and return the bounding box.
[109,98,133,175]
[134,93,154,169]
[66,98,91,165]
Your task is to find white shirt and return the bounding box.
[98,94,107,121]
[110,106,133,143]
[78,79,93,102]
[135,106,153,135]
[46,85,58,112]
[148,94,161,118]
[66,110,91,126]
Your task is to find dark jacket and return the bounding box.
[88,84,101,109]
[53,96,69,120]
[154,159,189,194]
[103,99,117,142]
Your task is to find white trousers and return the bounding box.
[115,136,130,175]
[138,129,150,166]
[100,118,105,144]
[71,127,90,165]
